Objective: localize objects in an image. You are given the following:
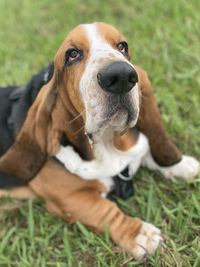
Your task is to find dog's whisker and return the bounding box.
[140,94,149,100]
[72,125,85,136]
[66,109,85,125]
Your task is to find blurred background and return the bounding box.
[0,0,199,266]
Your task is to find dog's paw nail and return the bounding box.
[160,239,166,248]
[143,253,149,260]
[132,221,163,260]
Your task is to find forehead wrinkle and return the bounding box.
[67,39,78,47]
[67,40,88,52]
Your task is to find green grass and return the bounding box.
[0,0,200,266]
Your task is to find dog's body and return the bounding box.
[0,22,199,259]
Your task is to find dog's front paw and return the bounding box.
[176,155,199,179]
[160,155,199,180]
[143,151,199,180]
[132,221,163,260]
[56,145,82,173]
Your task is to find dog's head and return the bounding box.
[0,22,140,180]
[54,22,139,140]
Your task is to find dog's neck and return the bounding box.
[90,127,139,162]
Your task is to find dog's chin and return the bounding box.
[108,109,128,129]
[85,108,139,144]
[108,108,139,134]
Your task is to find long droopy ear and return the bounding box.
[135,66,182,166]
[0,72,59,181]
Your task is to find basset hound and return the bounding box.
[0,22,199,260]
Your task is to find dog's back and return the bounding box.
[0,86,16,156]
[0,85,26,188]
[0,63,54,188]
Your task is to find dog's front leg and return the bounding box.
[29,159,163,260]
[56,145,101,179]
[135,66,199,179]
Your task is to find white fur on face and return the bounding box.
[79,23,139,139]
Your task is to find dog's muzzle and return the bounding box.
[97,61,138,94]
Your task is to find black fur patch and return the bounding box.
[0,63,54,188]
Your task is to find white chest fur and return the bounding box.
[56,132,149,195]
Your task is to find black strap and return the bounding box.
[109,167,134,200]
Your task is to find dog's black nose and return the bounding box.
[97,61,138,94]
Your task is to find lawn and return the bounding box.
[0,0,200,266]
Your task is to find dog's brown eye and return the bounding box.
[117,41,128,55]
[68,50,79,62]
[118,43,125,51]
[70,50,78,59]
[65,48,82,65]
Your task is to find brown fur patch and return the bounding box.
[113,128,139,151]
